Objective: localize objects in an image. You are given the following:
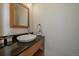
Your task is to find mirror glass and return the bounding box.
[10,3,29,28]
[14,4,28,26]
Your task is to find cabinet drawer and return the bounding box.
[19,40,43,56]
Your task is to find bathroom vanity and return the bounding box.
[0,35,44,56]
[0,3,44,56]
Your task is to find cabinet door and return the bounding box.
[19,40,43,56]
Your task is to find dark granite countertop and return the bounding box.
[0,36,44,56]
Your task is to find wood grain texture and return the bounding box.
[10,3,15,27]
[33,49,44,56]
[19,40,43,56]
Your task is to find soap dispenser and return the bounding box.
[36,24,42,36]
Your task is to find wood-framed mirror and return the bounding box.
[10,3,29,28]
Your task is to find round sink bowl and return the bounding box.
[17,34,37,42]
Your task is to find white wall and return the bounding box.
[32,3,79,56]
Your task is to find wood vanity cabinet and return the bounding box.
[19,39,44,56]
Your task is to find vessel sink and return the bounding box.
[17,34,37,42]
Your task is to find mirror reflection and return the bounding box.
[14,4,29,26]
[10,3,29,28]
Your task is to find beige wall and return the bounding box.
[25,3,33,32]
[32,3,79,56]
